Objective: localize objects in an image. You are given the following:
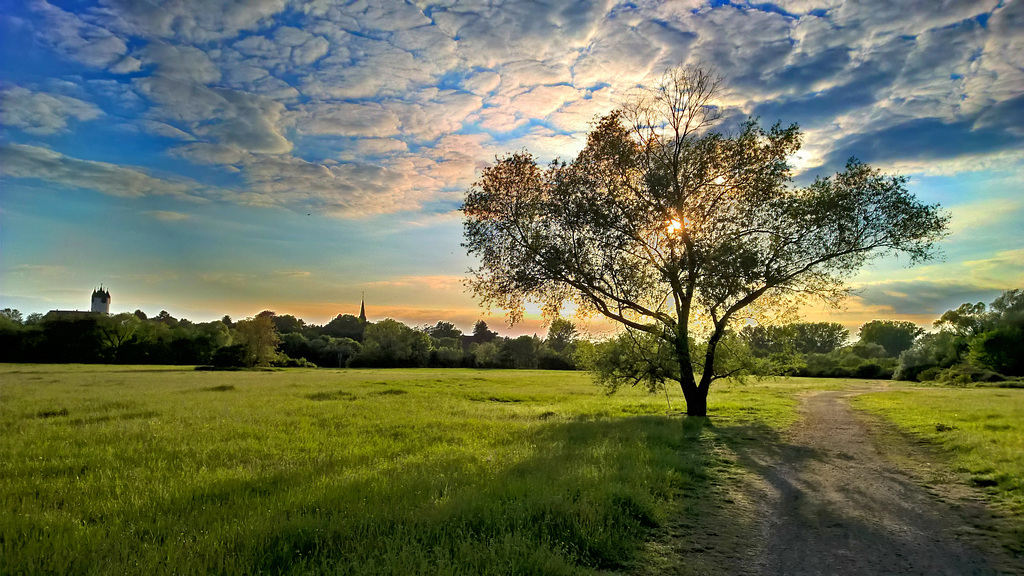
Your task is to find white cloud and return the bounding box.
[294,102,401,137]
[146,210,191,221]
[1,86,103,134]
[140,120,196,141]
[30,0,128,69]
[97,0,288,43]
[0,143,206,199]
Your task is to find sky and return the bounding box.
[1,0,1022,337]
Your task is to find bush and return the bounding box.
[853,361,892,380]
[272,355,317,368]
[935,364,1006,385]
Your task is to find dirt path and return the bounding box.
[751,387,1011,575]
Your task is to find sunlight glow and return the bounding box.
[667,219,683,234]
[713,175,726,185]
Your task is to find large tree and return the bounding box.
[462,66,949,416]
[235,315,281,367]
[857,320,925,357]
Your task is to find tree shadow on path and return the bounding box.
[720,390,1014,576]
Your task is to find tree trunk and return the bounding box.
[681,384,708,417]
[674,329,709,416]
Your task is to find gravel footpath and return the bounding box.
[753,388,1013,576]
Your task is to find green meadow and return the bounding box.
[1,365,804,575]
[2,365,1020,574]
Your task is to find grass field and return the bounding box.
[6,367,1019,574]
[1,365,812,575]
[852,387,1024,554]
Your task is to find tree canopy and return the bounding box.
[462,66,949,416]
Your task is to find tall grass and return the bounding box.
[0,365,808,574]
[852,387,1024,553]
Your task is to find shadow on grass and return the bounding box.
[5,415,815,576]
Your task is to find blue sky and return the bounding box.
[1,0,1022,335]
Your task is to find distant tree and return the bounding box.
[323,314,366,341]
[426,321,463,340]
[505,335,540,369]
[319,336,361,367]
[1,308,23,324]
[212,344,247,368]
[24,312,44,325]
[264,312,304,334]
[897,289,1024,381]
[462,65,948,415]
[97,313,141,361]
[791,322,849,354]
[221,314,233,328]
[234,315,281,367]
[472,320,498,344]
[40,316,104,363]
[545,318,579,353]
[472,341,504,368]
[155,310,178,327]
[991,289,1024,327]
[969,327,1024,376]
[351,319,430,367]
[740,325,793,357]
[0,312,25,362]
[133,309,148,321]
[934,302,990,337]
[858,320,924,357]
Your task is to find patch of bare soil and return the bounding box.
[746,387,1021,576]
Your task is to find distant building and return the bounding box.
[47,286,112,319]
[91,286,111,314]
[359,293,367,323]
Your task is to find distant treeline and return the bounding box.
[734,289,1022,383]
[1,288,1019,381]
[0,309,586,370]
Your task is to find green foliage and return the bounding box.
[895,331,965,381]
[857,320,924,357]
[321,314,366,341]
[586,330,681,395]
[896,289,1024,382]
[462,65,948,415]
[350,319,431,368]
[0,365,803,575]
[969,327,1024,376]
[426,321,463,340]
[472,320,498,344]
[1,308,23,324]
[546,319,579,354]
[741,322,848,358]
[234,315,281,367]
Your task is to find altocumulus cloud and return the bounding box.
[0,143,206,200]
[1,0,1022,218]
[1,86,103,135]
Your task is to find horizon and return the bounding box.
[2,1,1022,337]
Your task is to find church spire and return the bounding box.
[359,292,366,323]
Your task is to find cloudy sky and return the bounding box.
[1,0,1022,335]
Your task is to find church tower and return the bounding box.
[359,293,366,323]
[91,286,111,314]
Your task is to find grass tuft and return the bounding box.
[36,407,70,418]
[307,390,356,401]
